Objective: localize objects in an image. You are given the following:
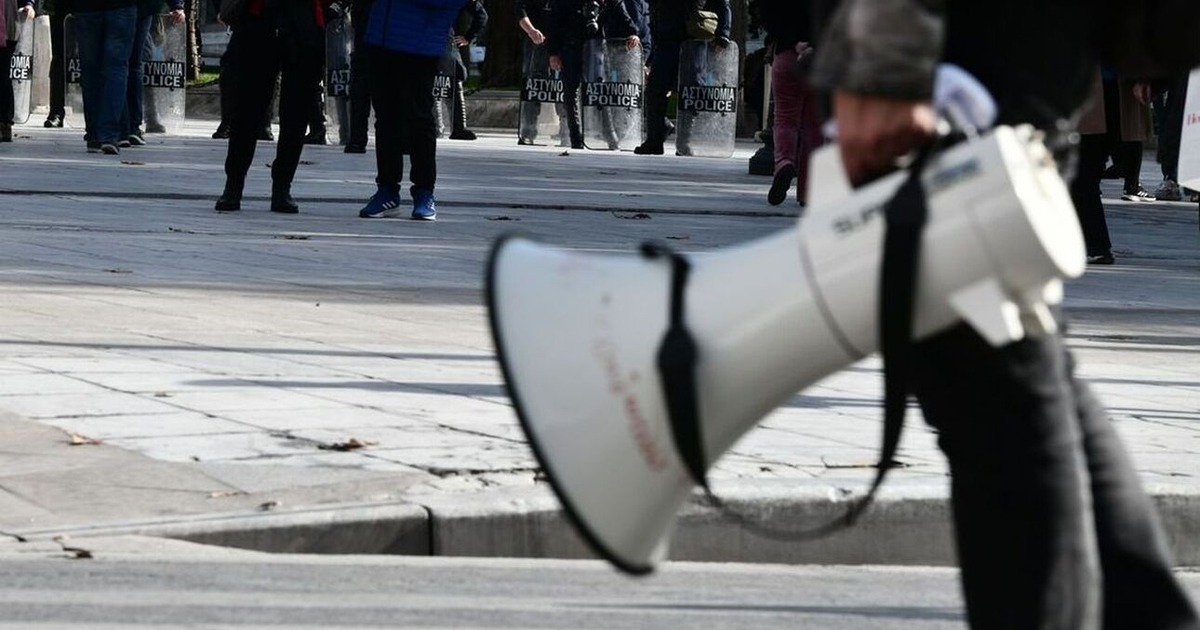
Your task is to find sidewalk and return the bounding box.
[1,122,1198,566]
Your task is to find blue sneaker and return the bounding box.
[411,187,437,221]
[358,186,403,218]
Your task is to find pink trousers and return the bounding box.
[771,48,824,203]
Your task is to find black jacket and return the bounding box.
[758,0,811,52]
[454,0,487,44]
[546,0,637,56]
[515,0,550,27]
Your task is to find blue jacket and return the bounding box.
[367,0,464,57]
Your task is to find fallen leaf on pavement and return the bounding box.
[258,500,282,512]
[559,151,570,157]
[318,438,378,452]
[612,212,651,220]
[665,235,690,240]
[67,433,102,446]
[103,268,132,274]
[487,216,519,221]
[120,160,146,166]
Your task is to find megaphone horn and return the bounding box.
[487,124,1086,574]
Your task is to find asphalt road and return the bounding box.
[0,554,978,629]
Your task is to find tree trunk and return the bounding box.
[480,0,522,89]
[731,0,752,137]
[186,0,201,80]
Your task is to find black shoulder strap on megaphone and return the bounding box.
[641,241,710,489]
[660,151,933,542]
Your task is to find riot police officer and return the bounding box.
[634,0,729,155]
[547,0,640,149]
[448,0,487,140]
[516,0,553,145]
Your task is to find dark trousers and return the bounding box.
[1071,133,1113,257]
[223,19,322,190]
[1103,78,1144,194]
[121,14,153,137]
[1159,75,1189,182]
[49,12,66,118]
[218,34,275,134]
[75,6,137,144]
[347,4,371,146]
[369,46,438,192]
[644,36,681,145]
[913,323,1199,630]
[0,43,13,124]
[560,43,584,146]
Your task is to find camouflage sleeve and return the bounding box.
[810,0,946,100]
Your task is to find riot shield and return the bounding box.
[324,16,353,145]
[9,15,35,125]
[141,14,186,134]
[518,41,567,146]
[675,39,739,158]
[432,46,456,139]
[581,38,643,151]
[63,14,84,129]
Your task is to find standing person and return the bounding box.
[1154,73,1189,202]
[546,0,640,150]
[74,0,138,154]
[515,0,555,146]
[811,1,1200,628]
[1103,71,1157,202]
[760,0,821,207]
[1072,72,1115,265]
[123,0,184,146]
[633,0,730,156]
[42,0,69,128]
[214,0,327,214]
[355,0,463,220]
[0,0,28,142]
[447,0,486,140]
[343,0,371,153]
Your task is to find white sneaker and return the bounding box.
[1121,187,1157,202]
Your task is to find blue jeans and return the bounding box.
[122,14,153,138]
[75,6,136,145]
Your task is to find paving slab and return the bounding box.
[1,122,1199,565]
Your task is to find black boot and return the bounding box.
[0,123,12,143]
[449,82,477,140]
[271,183,299,214]
[212,121,231,139]
[215,178,243,212]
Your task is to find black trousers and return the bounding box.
[369,46,437,192]
[559,43,584,146]
[644,36,681,145]
[222,19,323,190]
[49,13,66,118]
[218,29,277,134]
[347,4,371,146]
[1071,133,1113,257]
[1158,75,1189,182]
[0,44,13,124]
[914,323,1198,629]
[1103,78,1144,194]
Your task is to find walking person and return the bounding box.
[42,0,69,128]
[446,0,485,140]
[811,0,1200,628]
[515,0,559,146]
[0,0,29,142]
[355,0,464,220]
[1072,72,1115,265]
[760,0,821,207]
[122,0,184,146]
[1154,73,1189,202]
[214,0,327,214]
[74,0,138,154]
[1103,71,1157,202]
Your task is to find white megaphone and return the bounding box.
[486,68,1087,574]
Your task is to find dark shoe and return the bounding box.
[634,141,664,155]
[212,123,231,139]
[518,137,534,146]
[145,123,167,134]
[118,139,132,148]
[358,185,403,218]
[303,129,327,145]
[664,118,676,138]
[570,140,586,150]
[271,189,299,214]
[215,180,243,212]
[87,142,101,154]
[1087,252,1115,265]
[768,164,797,206]
[0,123,11,142]
[449,128,477,141]
[344,143,367,154]
[127,133,146,146]
[258,128,275,142]
[44,114,64,128]
[100,143,120,155]
[1102,164,1121,180]
[410,187,437,221]
[1121,186,1157,203]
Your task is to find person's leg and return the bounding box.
[74,11,105,146]
[639,38,678,151]
[0,45,14,126]
[272,36,323,209]
[401,51,439,193]
[1064,346,1200,629]
[794,83,824,205]
[913,324,1101,630]
[769,48,801,205]
[1071,133,1114,260]
[1122,140,1145,195]
[221,21,277,202]
[214,42,235,137]
[369,45,403,192]
[1159,75,1187,187]
[97,6,136,147]
[123,14,152,140]
[561,44,584,149]
[48,12,66,121]
[347,8,370,148]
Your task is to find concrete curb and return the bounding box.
[9,481,1200,568]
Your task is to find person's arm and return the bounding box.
[463,0,487,42]
[711,0,730,41]
[166,0,186,23]
[17,0,35,19]
[810,0,945,184]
